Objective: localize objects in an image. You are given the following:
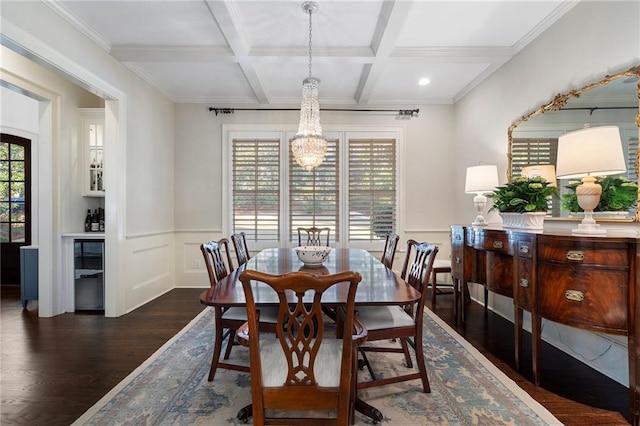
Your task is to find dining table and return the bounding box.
[199,247,421,423]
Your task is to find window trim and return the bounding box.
[223,124,404,251]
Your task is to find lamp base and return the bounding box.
[471,194,488,227]
[573,177,606,235]
[471,218,488,227]
[571,222,607,235]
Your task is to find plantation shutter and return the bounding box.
[511,138,558,177]
[627,137,638,182]
[288,138,339,243]
[348,138,396,241]
[231,138,280,242]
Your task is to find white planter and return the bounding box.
[499,212,547,230]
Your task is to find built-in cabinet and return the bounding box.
[451,225,640,425]
[79,108,105,197]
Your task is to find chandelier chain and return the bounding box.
[307,6,313,79]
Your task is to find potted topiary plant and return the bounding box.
[488,176,557,229]
[562,175,638,218]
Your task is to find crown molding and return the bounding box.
[43,0,112,53]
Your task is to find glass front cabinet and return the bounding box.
[79,108,105,197]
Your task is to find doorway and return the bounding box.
[0,134,32,285]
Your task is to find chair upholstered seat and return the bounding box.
[355,306,415,331]
[433,259,451,269]
[259,338,344,388]
[221,306,279,323]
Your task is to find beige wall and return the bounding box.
[173,103,456,286]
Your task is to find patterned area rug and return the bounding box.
[73,308,561,425]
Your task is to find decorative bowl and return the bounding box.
[294,246,331,267]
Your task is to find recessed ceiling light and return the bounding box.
[418,78,430,86]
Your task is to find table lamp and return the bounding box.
[555,125,626,235]
[465,165,499,226]
[521,164,557,187]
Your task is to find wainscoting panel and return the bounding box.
[123,233,174,314]
[174,231,223,288]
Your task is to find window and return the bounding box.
[511,137,559,215]
[348,138,396,241]
[511,138,557,177]
[231,138,280,242]
[0,136,30,243]
[227,128,400,248]
[288,138,339,242]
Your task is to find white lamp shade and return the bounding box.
[556,126,626,179]
[521,164,557,187]
[465,165,499,194]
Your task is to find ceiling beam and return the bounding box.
[204,0,270,104]
[355,0,412,105]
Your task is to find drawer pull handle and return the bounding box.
[493,241,504,249]
[455,234,462,241]
[566,251,584,261]
[519,278,529,288]
[520,245,530,254]
[565,290,584,302]
[455,257,461,264]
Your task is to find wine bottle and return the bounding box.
[99,208,105,232]
[84,209,92,233]
[91,209,100,232]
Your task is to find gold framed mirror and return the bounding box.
[507,65,640,221]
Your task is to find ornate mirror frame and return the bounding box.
[507,64,640,221]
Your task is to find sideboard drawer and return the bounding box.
[482,230,512,254]
[537,264,628,333]
[538,238,629,267]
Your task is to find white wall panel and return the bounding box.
[123,234,174,313]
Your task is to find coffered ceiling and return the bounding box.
[49,0,576,106]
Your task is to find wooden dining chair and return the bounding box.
[231,232,251,267]
[297,226,331,246]
[356,239,439,393]
[380,232,400,269]
[237,269,366,425]
[429,258,455,313]
[200,239,277,381]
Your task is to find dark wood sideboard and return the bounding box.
[450,225,639,424]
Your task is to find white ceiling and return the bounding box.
[50,0,577,106]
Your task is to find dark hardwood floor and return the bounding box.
[1,283,630,425]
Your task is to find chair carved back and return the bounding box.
[380,233,400,269]
[200,239,233,286]
[297,226,331,246]
[239,269,362,424]
[399,239,439,316]
[231,232,251,267]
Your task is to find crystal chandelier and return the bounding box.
[292,1,327,172]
